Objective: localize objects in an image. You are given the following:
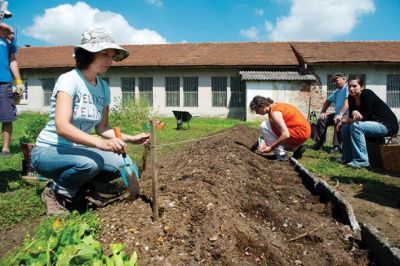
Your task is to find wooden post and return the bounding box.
[150,119,159,220]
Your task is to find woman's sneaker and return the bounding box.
[346,162,369,168]
[41,186,69,216]
[271,154,289,161]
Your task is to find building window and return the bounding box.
[183,77,198,107]
[212,77,227,107]
[327,74,337,97]
[165,77,180,107]
[41,78,55,106]
[230,77,245,107]
[387,75,400,108]
[121,77,135,102]
[139,77,153,106]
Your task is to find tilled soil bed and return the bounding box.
[97,125,371,265]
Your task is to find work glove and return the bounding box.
[12,79,25,104]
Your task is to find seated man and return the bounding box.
[312,73,349,153]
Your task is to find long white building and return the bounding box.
[16,41,400,120]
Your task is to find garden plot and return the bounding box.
[97,125,371,265]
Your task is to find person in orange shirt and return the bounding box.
[250,95,311,161]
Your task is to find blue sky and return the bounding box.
[4,0,400,47]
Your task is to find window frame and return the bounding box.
[183,77,198,107]
[165,77,180,107]
[139,77,153,106]
[212,76,227,107]
[41,78,55,106]
[387,75,400,108]
[229,76,246,108]
[121,77,135,103]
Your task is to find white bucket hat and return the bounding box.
[75,27,129,62]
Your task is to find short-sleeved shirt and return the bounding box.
[0,36,17,82]
[270,103,311,142]
[327,84,349,114]
[36,69,110,147]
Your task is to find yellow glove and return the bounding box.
[15,79,26,94]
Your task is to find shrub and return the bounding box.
[19,115,47,144]
[110,97,151,132]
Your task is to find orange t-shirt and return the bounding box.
[270,103,311,142]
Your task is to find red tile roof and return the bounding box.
[291,41,400,64]
[16,42,298,69]
[16,41,400,69]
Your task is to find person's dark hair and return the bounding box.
[74,48,95,70]
[249,96,274,111]
[348,75,364,88]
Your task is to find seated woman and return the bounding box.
[250,96,311,161]
[31,27,150,215]
[337,76,399,168]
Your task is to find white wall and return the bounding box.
[17,64,400,121]
[246,80,311,121]
[18,67,246,119]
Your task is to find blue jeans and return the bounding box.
[341,121,388,166]
[31,145,133,198]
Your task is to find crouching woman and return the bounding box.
[31,27,150,215]
[337,76,398,168]
[250,96,311,161]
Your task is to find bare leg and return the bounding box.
[2,122,12,153]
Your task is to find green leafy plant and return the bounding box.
[1,211,138,266]
[110,97,151,132]
[19,116,47,144]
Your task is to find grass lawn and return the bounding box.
[300,138,400,199]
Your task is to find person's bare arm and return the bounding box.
[0,23,14,43]
[54,91,126,153]
[319,100,331,120]
[334,98,349,124]
[9,53,21,81]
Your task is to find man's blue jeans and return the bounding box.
[31,145,133,198]
[341,121,388,167]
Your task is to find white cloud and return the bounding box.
[145,0,162,6]
[255,8,264,16]
[239,26,260,40]
[266,0,375,41]
[264,21,274,32]
[24,2,167,45]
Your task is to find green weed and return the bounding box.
[110,98,151,132]
[1,211,137,265]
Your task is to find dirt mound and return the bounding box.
[97,125,370,265]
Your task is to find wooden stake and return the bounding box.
[150,119,159,220]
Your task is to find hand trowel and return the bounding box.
[114,127,140,199]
